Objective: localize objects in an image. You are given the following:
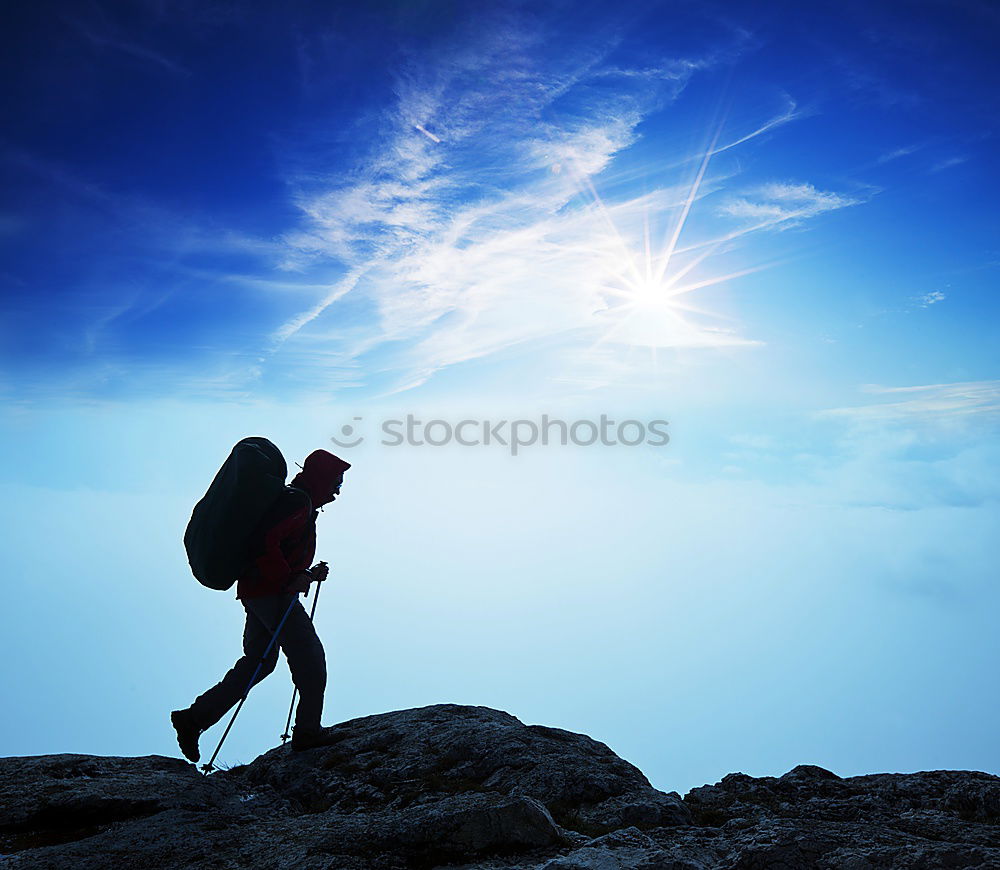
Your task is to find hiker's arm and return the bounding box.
[287,561,326,594]
[252,502,311,590]
[286,568,313,594]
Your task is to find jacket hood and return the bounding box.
[290,449,351,508]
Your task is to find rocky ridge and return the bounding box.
[2,704,999,868]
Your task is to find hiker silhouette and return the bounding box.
[172,448,351,763]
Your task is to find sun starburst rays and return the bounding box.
[568,127,766,354]
[652,128,721,289]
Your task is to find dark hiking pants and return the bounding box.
[189,594,326,733]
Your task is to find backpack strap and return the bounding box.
[287,485,313,514]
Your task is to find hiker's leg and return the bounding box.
[187,601,279,729]
[275,599,327,732]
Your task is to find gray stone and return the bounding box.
[3,708,1000,869]
[236,704,691,834]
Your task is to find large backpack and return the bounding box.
[184,437,291,590]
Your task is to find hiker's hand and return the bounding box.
[287,571,312,595]
[311,562,329,582]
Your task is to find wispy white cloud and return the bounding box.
[930,155,969,172]
[915,290,946,307]
[263,14,842,393]
[821,381,1000,422]
[718,181,866,229]
[877,144,922,164]
[6,147,285,263]
[712,96,805,154]
[837,57,921,109]
[270,268,368,346]
[68,16,191,77]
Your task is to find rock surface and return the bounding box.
[1,705,998,868]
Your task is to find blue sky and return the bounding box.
[1,0,998,793]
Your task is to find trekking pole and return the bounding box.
[280,563,327,744]
[201,594,299,775]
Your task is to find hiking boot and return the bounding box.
[171,709,202,763]
[291,725,337,751]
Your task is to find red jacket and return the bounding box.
[237,488,317,599]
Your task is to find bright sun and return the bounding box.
[580,132,764,350]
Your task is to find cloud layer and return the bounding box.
[264,12,830,393]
